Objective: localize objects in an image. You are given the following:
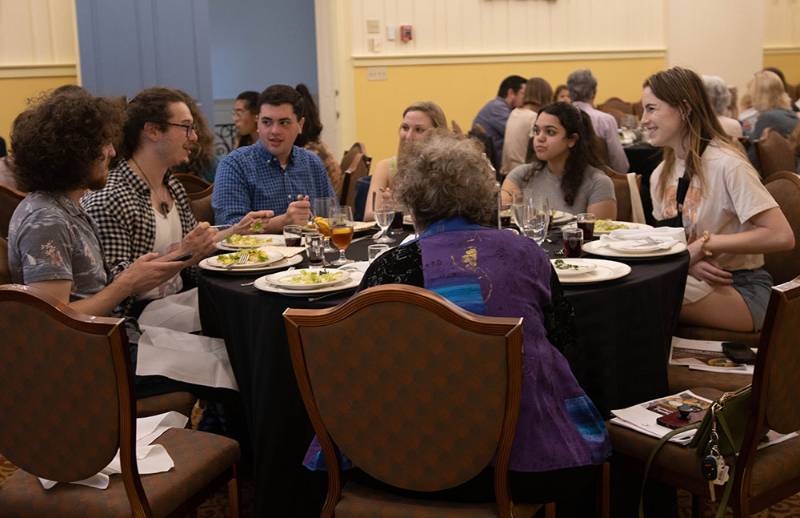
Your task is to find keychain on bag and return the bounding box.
[700,403,730,502]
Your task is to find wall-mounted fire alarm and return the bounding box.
[400,24,413,43]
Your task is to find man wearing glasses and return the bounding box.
[212,84,335,229]
[83,87,271,306]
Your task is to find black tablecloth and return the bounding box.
[624,143,663,225]
[198,229,688,515]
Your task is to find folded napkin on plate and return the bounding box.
[601,237,677,252]
[339,261,370,274]
[606,227,686,244]
[265,246,306,258]
[38,411,187,490]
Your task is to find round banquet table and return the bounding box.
[197,228,688,516]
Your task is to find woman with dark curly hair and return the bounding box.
[501,102,616,219]
[304,132,610,515]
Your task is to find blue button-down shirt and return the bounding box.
[212,142,335,225]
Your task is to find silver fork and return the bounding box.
[226,251,250,269]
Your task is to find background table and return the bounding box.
[198,228,687,515]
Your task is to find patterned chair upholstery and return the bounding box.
[284,284,543,518]
[0,284,240,517]
[610,276,800,517]
[0,184,25,238]
[756,129,795,181]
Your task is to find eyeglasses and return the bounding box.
[166,122,198,138]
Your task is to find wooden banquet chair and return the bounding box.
[187,183,214,225]
[340,148,371,209]
[0,284,240,517]
[172,172,211,196]
[284,284,556,518]
[598,97,635,115]
[755,129,795,181]
[0,237,10,284]
[603,168,644,223]
[0,183,25,238]
[338,142,366,202]
[610,276,800,518]
[671,171,800,392]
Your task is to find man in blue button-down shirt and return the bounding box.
[213,84,335,230]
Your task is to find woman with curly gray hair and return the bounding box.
[702,75,743,138]
[330,131,611,514]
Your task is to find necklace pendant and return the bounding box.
[159,202,169,216]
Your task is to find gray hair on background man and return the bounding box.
[567,69,597,103]
[702,75,732,116]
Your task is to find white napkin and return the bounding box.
[39,411,187,490]
[138,288,201,333]
[137,326,238,390]
[601,237,677,252]
[264,245,306,258]
[606,226,686,244]
[339,261,371,274]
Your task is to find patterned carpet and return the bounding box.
[2,453,799,517]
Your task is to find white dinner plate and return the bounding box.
[267,268,351,290]
[217,234,284,251]
[198,253,303,274]
[593,221,653,235]
[551,210,575,225]
[604,239,677,253]
[207,247,284,269]
[255,271,364,296]
[352,221,377,232]
[583,239,687,259]
[550,259,598,276]
[550,258,631,284]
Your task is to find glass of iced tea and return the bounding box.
[562,227,584,258]
[330,205,354,265]
[312,197,337,253]
[576,213,596,241]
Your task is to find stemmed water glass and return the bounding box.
[329,205,354,266]
[373,202,396,243]
[521,197,550,245]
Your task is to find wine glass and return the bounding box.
[329,205,354,266]
[521,198,550,245]
[511,191,528,231]
[373,202,396,243]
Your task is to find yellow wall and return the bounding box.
[0,75,79,147]
[353,57,665,162]
[763,52,800,84]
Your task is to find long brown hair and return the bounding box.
[527,102,593,206]
[643,67,738,201]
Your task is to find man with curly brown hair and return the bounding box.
[7,87,229,405]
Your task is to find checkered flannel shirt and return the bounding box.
[212,142,335,225]
[81,160,196,279]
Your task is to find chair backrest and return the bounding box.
[598,97,634,115]
[0,237,9,284]
[189,185,215,225]
[0,184,25,238]
[756,129,795,180]
[0,285,138,481]
[284,284,522,515]
[173,172,212,195]
[339,143,365,200]
[737,277,800,488]
[764,172,800,284]
[340,154,370,208]
[603,168,642,222]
